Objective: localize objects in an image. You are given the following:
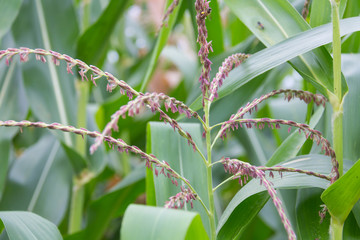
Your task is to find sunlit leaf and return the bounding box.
[121,204,209,240]
[147,122,210,235]
[190,17,360,111]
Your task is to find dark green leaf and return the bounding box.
[295,188,330,239]
[76,0,129,65]
[82,166,145,240]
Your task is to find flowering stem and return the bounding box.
[213,164,331,192]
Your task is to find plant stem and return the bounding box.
[69,0,92,233]
[68,178,84,233]
[204,100,216,239]
[331,0,343,177]
[330,216,343,240]
[330,1,344,240]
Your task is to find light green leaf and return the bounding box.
[309,0,347,28]
[147,122,210,235]
[190,17,360,111]
[0,211,62,240]
[121,204,209,240]
[224,0,348,99]
[342,0,360,53]
[0,0,23,41]
[342,54,360,162]
[0,135,72,225]
[0,36,28,199]
[321,160,360,224]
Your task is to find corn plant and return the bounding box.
[0,0,360,239]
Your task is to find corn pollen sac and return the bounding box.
[257,21,265,30]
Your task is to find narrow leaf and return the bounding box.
[139,0,182,91]
[76,0,129,65]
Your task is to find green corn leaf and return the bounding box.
[147,122,210,235]
[190,17,360,111]
[321,159,360,224]
[121,204,209,240]
[0,211,62,240]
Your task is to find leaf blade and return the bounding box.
[121,204,209,240]
[190,17,360,111]
[0,211,62,240]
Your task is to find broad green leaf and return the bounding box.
[76,0,129,65]
[267,106,324,166]
[139,0,182,91]
[11,0,79,146]
[0,211,62,240]
[0,0,23,41]
[121,204,209,240]
[82,165,145,240]
[0,135,72,225]
[147,122,210,235]
[190,17,360,111]
[217,155,352,239]
[321,160,360,224]
[225,0,348,99]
